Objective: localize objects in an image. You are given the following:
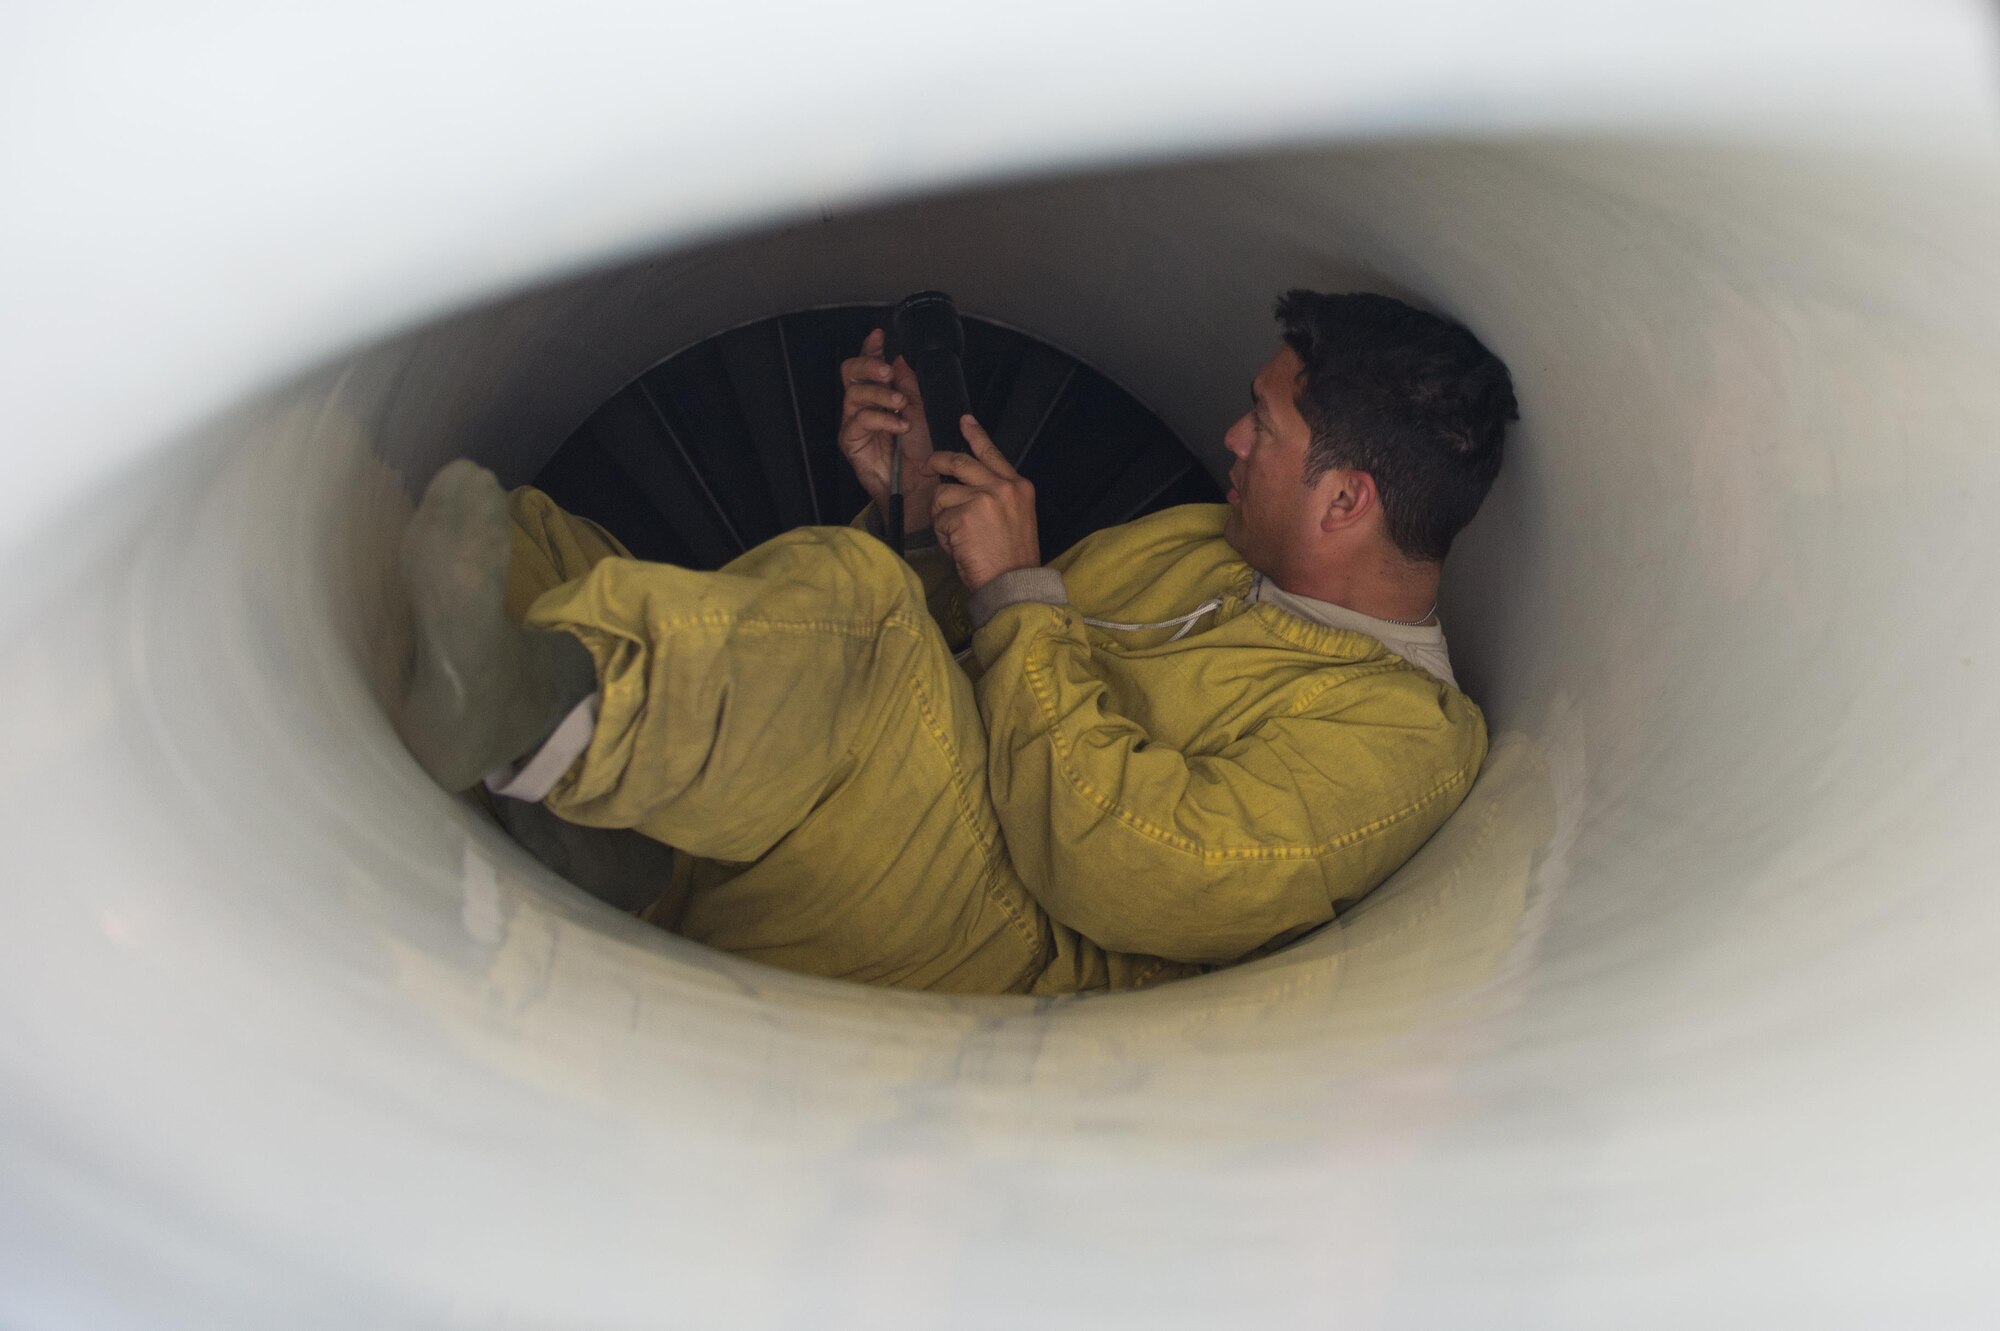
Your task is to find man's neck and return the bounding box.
[1265,556,1442,625]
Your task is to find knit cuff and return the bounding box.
[969,568,1068,628]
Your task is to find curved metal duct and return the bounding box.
[4,5,1998,1327]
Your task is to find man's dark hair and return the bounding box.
[1274,290,1517,563]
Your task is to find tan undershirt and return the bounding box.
[1248,572,1459,691]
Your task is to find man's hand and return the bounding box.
[926,415,1042,593]
[838,329,937,536]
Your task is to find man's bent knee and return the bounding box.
[761,525,924,621]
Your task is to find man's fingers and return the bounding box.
[841,358,895,386]
[959,415,1018,476]
[838,410,910,450]
[889,356,921,395]
[931,501,971,539]
[929,481,984,512]
[843,383,905,414]
[843,408,911,437]
[924,449,996,486]
[841,352,896,386]
[839,331,898,388]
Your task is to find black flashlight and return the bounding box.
[883,290,974,555]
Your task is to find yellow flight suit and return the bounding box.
[502,489,1488,995]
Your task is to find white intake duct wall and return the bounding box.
[4,5,2000,1328]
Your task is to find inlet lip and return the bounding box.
[9,6,1991,562]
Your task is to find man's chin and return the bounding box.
[1222,510,1245,553]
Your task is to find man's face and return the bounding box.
[1222,345,1328,578]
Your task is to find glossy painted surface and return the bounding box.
[3,5,1999,1328]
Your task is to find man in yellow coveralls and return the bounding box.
[397,291,1518,994]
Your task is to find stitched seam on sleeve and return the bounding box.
[1021,632,1477,862]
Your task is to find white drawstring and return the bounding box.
[951,597,1224,665]
[1083,597,1224,644]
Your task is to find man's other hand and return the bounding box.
[838,329,937,536]
[927,416,1042,593]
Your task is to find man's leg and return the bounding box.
[522,517,1053,991]
[398,466,679,912]
[398,462,1052,991]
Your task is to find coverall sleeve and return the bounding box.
[972,602,1413,964]
[850,505,973,651]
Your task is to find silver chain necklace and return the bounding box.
[1378,602,1438,627]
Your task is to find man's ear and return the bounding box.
[1318,468,1377,533]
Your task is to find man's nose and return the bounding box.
[1223,417,1252,457]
